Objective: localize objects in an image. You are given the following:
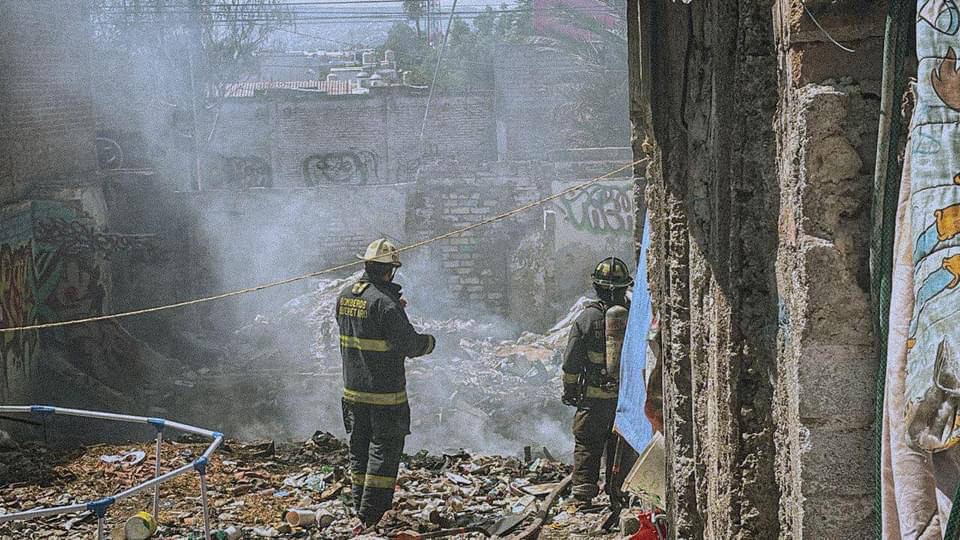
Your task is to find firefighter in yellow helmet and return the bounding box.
[335,238,436,530]
[562,257,637,505]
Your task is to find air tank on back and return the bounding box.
[605,304,629,382]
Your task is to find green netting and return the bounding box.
[871,1,910,538]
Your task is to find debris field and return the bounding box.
[0,431,622,539]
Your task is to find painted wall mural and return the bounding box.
[0,241,36,382]
[0,202,110,392]
[920,0,960,36]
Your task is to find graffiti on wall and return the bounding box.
[0,242,36,378]
[555,183,634,236]
[396,143,442,181]
[31,243,106,322]
[219,155,272,189]
[303,149,379,186]
[35,215,163,263]
[0,244,33,331]
[95,136,124,170]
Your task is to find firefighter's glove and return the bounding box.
[562,384,581,407]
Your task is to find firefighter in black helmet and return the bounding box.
[562,257,637,505]
[336,238,436,531]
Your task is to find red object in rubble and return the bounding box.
[629,510,667,540]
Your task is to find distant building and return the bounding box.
[253,50,360,81]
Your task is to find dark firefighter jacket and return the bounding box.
[562,300,621,400]
[335,273,435,406]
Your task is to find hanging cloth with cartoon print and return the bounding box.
[903,0,960,452]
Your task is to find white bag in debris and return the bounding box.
[99,450,146,466]
[621,432,664,506]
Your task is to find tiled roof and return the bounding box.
[222,79,357,98]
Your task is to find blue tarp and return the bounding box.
[614,218,654,453]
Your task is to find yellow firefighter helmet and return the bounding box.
[357,238,402,267]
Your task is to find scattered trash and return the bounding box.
[211,526,241,540]
[223,273,590,455]
[444,472,471,486]
[626,510,668,540]
[283,471,326,492]
[283,508,315,527]
[0,434,613,539]
[0,282,641,538]
[99,450,147,466]
[63,512,90,531]
[123,510,157,539]
[620,512,640,536]
[250,526,280,537]
[316,511,334,529]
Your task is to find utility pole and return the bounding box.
[187,0,203,191]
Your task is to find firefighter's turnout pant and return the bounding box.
[571,398,620,501]
[342,399,410,526]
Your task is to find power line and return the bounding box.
[95,0,535,7]
[413,0,458,184]
[94,6,615,16]
[271,25,364,46]
[0,160,642,334]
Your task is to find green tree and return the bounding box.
[530,0,630,146]
[90,0,292,188]
[383,0,534,92]
[402,0,426,39]
[92,0,291,98]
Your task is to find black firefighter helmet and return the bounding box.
[591,257,633,289]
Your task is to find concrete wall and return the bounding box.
[631,1,888,537]
[0,1,102,404]
[0,2,182,422]
[773,2,886,535]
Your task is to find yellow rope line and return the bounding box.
[0,160,644,333]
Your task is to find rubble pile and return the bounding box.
[215,274,593,454]
[0,432,619,539]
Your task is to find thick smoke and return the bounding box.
[61,0,632,460]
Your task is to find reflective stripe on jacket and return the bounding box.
[336,273,435,405]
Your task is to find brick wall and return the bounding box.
[411,171,531,314]
[0,0,96,204]
[407,157,632,324]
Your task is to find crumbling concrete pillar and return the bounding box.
[632,1,889,537]
[772,2,887,536]
[638,2,781,537]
